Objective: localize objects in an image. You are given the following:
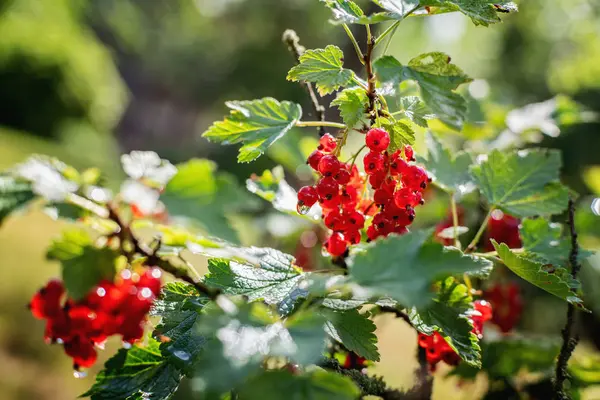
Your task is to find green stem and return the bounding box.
[465,208,494,253]
[296,121,346,129]
[343,24,365,65]
[373,5,421,48]
[66,193,109,219]
[351,76,369,91]
[450,194,461,249]
[347,144,367,166]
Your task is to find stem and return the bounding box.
[465,208,493,253]
[296,121,346,129]
[282,30,326,135]
[342,24,365,65]
[106,204,219,300]
[364,25,377,124]
[553,198,581,400]
[346,144,367,166]
[373,4,421,48]
[450,194,460,249]
[66,193,109,219]
[333,129,349,158]
[351,76,369,92]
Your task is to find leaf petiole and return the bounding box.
[296,121,346,129]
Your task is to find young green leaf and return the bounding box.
[287,46,355,96]
[0,175,35,225]
[375,53,472,130]
[399,96,434,128]
[349,231,492,307]
[331,88,368,128]
[492,241,586,309]
[322,309,380,361]
[83,338,185,400]
[202,98,302,163]
[238,370,361,400]
[373,117,416,152]
[320,0,393,24]
[470,149,570,217]
[422,0,517,27]
[410,278,481,367]
[417,131,474,194]
[161,159,259,243]
[47,229,117,300]
[204,248,303,305]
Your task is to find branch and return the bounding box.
[553,198,581,400]
[282,29,327,135]
[106,204,220,300]
[364,25,377,125]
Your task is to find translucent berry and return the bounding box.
[318,133,337,153]
[316,177,339,201]
[345,230,362,245]
[307,150,324,171]
[393,187,420,209]
[363,151,385,175]
[326,232,348,257]
[346,211,365,230]
[333,167,351,185]
[318,155,341,177]
[297,186,318,210]
[365,128,390,152]
[403,145,415,161]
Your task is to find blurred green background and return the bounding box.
[0,0,599,398]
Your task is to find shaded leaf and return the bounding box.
[422,0,517,26]
[47,229,117,300]
[238,369,361,400]
[349,230,492,307]
[399,96,434,127]
[83,338,184,400]
[470,149,569,217]
[375,53,472,130]
[202,98,302,163]
[418,131,474,194]
[492,241,586,309]
[0,175,35,225]
[287,46,355,96]
[331,88,368,128]
[323,309,379,361]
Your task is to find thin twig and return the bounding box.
[282,29,326,135]
[553,198,581,400]
[106,204,220,300]
[465,208,493,253]
[450,194,461,249]
[364,25,377,125]
[378,306,413,327]
[342,24,365,64]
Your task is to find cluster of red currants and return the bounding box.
[296,128,430,257]
[29,267,162,370]
[484,210,522,251]
[484,282,523,333]
[418,300,492,370]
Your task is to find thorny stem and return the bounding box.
[553,198,582,400]
[465,208,494,253]
[449,194,461,249]
[106,203,220,300]
[296,121,346,129]
[343,24,365,65]
[282,29,327,135]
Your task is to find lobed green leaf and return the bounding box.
[331,88,369,128]
[322,309,380,361]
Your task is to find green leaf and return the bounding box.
[410,278,481,367]
[287,46,355,96]
[470,149,570,217]
[202,98,302,163]
[151,283,209,370]
[285,311,329,365]
[399,96,434,128]
[375,53,472,130]
[331,88,368,128]
[0,175,35,225]
[161,159,259,243]
[47,229,117,300]
[322,309,379,361]
[83,338,184,400]
[349,230,492,307]
[422,0,518,27]
[319,0,394,24]
[204,248,303,305]
[373,117,416,152]
[492,241,586,309]
[238,369,361,400]
[417,132,474,194]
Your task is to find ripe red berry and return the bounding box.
[326,232,348,257]
[363,151,385,175]
[318,133,337,153]
[365,128,390,152]
[333,167,351,185]
[484,282,522,333]
[318,155,341,177]
[403,145,415,161]
[393,187,420,209]
[402,165,429,190]
[345,230,362,245]
[324,210,343,231]
[346,211,365,230]
[316,177,339,201]
[484,210,522,251]
[297,186,318,208]
[307,150,324,171]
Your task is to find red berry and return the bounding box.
[366,224,379,241]
[363,151,385,175]
[64,335,97,369]
[346,211,365,230]
[307,150,324,171]
[324,210,343,231]
[484,210,521,251]
[298,186,319,208]
[390,156,409,176]
[326,232,348,257]
[345,230,362,245]
[365,128,390,152]
[29,280,65,320]
[484,282,522,333]
[374,189,392,206]
[403,145,415,161]
[316,177,339,201]
[333,167,351,185]
[318,155,341,177]
[318,133,337,153]
[368,170,387,188]
[393,187,420,209]
[402,165,429,190]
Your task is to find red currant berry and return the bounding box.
[318,155,341,177]
[326,232,348,257]
[346,211,365,230]
[297,186,318,208]
[365,128,390,152]
[390,156,409,176]
[403,145,415,161]
[368,170,387,188]
[307,150,324,171]
[363,151,385,175]
[316,177,339,201]
[324,210,343,231]
[333,167,351,185]
[318,133,337,153]
[345,230,362,245]
[374,189,392,206]
[393,187,419,209]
